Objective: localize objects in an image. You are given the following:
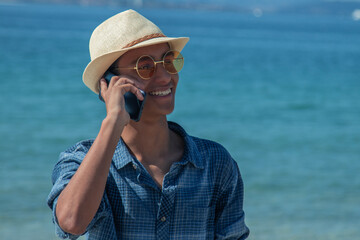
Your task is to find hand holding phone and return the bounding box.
[99,71,146,122]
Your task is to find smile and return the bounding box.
[149,88,172,96]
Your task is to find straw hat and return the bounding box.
[82,9,189,94]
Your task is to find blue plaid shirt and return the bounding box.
[47,122,249,239]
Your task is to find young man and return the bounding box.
[48,9,249,239]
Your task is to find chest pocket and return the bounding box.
[173,185,216,238]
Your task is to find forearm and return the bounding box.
[56,115,124,235]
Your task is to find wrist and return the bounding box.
[102,114,126,135]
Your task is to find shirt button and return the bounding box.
[160,216,166,222]
[132,164,137,170]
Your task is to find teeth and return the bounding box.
[149,88,171,96]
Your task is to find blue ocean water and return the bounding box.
[0,3,359,240]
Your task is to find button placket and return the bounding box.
[132,163,137,170]
[156,179,176,239]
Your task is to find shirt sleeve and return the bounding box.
[47,142,111,239]
[215,158,250,240]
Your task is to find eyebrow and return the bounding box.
[130,58,138,65]
[124,47,171,66]
[135,49,171,62]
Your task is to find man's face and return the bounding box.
[116,43,180,119]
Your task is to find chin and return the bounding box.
[156,104,175,116]
[140,103,175,119]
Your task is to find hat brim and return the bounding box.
[83,36,189,94]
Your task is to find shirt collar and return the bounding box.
[168,121,204,169]
[112,140,134,170]
[112,121,205,170]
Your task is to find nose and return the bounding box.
[152,61,172,83]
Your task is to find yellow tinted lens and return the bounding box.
[164,51,184,74]
[136,55,155,79]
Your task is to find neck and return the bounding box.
[121,116,172,162]
[121,116,184,188]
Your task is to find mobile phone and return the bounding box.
[99,71,146,122]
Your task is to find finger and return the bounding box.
[107,75,120,88]
[99,78,108,100]
[113,77,143,100]
[99,78,108,92]
[118,84,145,101]
[135,89,145,101]
[112,77,135,88]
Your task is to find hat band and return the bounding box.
[123,33,166,48]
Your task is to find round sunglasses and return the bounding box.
[114,50,184,80]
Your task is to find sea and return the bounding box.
[0,2,359,240]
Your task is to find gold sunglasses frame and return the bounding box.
[114,50,184,80]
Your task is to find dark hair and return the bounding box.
[108,58,120,75]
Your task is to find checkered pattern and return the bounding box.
[47,122,249,239]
